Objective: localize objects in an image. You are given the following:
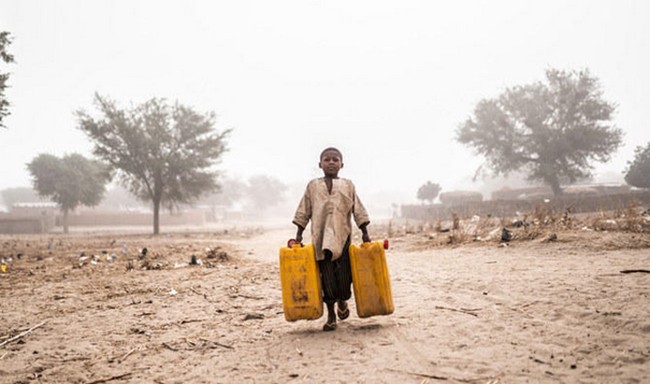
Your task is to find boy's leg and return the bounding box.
[323,302,336,331]
[334,238,352,320]
[318,251,337,331]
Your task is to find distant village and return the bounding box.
[2,182,646,234]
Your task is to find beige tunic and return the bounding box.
[293,177,370,261]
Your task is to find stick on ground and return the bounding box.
[387,368,448,380]
[86,372,132,384]
[199,337,234,349]
[435,305,479,317]
[0,320,47,348]
[620,269,650,274]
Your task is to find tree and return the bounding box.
[247,175,286,216]
[197,176,247,222]
[1,31,14,128]
[27,153,111,233]
[624,142,650,188]
[77,94,231,234]
[417,181,441,204]
[199,176,247,208]
[456,68,623,196]
[98,185,147,210]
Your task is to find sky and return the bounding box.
[2,0,649,212]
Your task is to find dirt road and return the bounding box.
[1,227,649,383]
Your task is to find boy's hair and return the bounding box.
[320,147,343,160]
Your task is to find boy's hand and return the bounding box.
[295,225,304,244]
[360,223,371,243]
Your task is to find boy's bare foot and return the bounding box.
[337,300,350,320]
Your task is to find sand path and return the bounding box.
[1,229,649,383]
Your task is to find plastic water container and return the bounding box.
[279,242,323,321]
[349,240,394,318]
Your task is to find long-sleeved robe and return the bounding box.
[293,177,370,261]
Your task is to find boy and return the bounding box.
[293,147,371,331]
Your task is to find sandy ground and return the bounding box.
[1,222,649,384]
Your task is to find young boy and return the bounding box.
[292,147,371,331]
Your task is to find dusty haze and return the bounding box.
[1,1,649,212]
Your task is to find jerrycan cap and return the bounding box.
[287,239,298,247]
[383,239,389,250]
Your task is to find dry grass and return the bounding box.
[383,202,650,250]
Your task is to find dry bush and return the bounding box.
[393,201,649,249]
[589,204,650,233]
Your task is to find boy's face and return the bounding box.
[319,149,343,177]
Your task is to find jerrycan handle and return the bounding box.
[363,239,389,249]
[287,239,303,247]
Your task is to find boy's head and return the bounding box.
[319,147,343,177]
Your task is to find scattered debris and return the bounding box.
[206,247,229,261]
[243,313,264,320]
[530,356,548,364]
[511,219,534,228]
[162,342,178,351]
[543,233,558,242]
[113,345,146,363]
[598,311,622,316]
[501,228,513,242]
[140,258,164,270]
[190,255,203,265]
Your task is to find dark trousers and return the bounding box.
[319,238,352,305]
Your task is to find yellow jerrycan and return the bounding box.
[349,240,394,318]
[279,241,323,321]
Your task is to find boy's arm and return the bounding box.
[351,182,371,242]
[294,223,305,244]
[292,182,312,244]
[359,222,371,243]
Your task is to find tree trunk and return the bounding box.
[153,199,160,235]
[549,177,563,197]
[63,208,69,234]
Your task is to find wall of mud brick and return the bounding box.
[56,209,208,227]
[401,191,650,222]
[0,216,55,234]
